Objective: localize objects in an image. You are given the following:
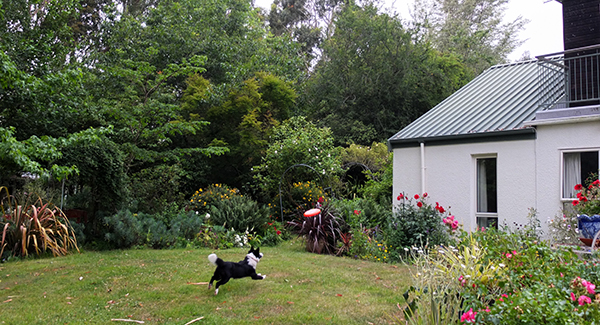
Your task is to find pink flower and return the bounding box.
[460,308,477,323]
[506,253,513,259]
[451,220,459,230]
[414,194,420,200]
[571,292,576,301]
[585,282,596,295]
[578,295,592,306]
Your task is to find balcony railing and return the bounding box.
[537,44,600,110]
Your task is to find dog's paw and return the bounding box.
[261,274,266,279]
[214,288,219,295]
[208,283,212,289]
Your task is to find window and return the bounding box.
[563,151,599,199]
[476,157,497,229]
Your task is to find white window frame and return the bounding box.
[473,154,498,228]
[560,148,600,201]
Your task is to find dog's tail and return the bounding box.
[208,253,222,266]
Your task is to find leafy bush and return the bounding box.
[103,208,204,249]
[330,197,392,229]
[274,181,327,218]
[0,187,79,259]
[188,184,239,213]
[207,194,271,235]
[252,116,343,202]
[386,192,450,259]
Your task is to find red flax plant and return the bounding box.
[1,186,79,258]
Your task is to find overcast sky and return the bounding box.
[253,0,564,61]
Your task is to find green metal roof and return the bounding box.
[388,60,552,148]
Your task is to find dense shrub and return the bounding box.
[330,197,391,229]
[207,194,271,235]
[189,184,272,236]
[386,193,450,259]
[103,208,204,249]
[188,184,240,213]
[252,116,343,203]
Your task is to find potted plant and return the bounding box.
[572,179,600,246]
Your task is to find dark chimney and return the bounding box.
[562,0,600,50]
[561,0,600,107]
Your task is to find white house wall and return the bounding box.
[393,139,536,232]
[534,119,600,234]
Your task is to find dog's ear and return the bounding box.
[255,247,260,254]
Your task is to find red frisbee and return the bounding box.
[303,208,321,217]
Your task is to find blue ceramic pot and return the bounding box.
[577,214,600,239]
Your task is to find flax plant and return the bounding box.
[397,237,503,325]
[1,186,79,258]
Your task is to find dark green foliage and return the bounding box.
[129,164,187,214]
[302,3,470,145]
[386,196,449,255]
[103,210,144,248]
[330,197,391,229]
[207,195,271,235]
[103,209,204,249]
[253,116,343,203]
[59,136,127,216]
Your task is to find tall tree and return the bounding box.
[268,0,345,68]
[411,0,528,75]
[302,3,470,145]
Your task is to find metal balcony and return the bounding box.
[537,44,600,111]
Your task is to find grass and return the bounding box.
[0,239,411,324]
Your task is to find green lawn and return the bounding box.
[0,239,410,324]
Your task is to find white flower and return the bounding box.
[461,264,466,269]
[499,263,506,268]
[205,213,210,219]
[404,247,409,252]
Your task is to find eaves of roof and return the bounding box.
[388,60,544,149]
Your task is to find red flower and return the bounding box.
[414,194,420,200]
[276,230,281,235]
[317,196,324,203]
[397,193,404,200]
[353,210,361,215]
[574,184,583,191]
[573,200,580,206]
[268,222,273,226]
[417,202,423,208]
[423,192,428,197]
[593,179,600,186]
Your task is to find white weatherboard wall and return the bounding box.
[393,139,536,231]
[534,118,600,232]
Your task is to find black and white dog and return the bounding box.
[207,246,265,295]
